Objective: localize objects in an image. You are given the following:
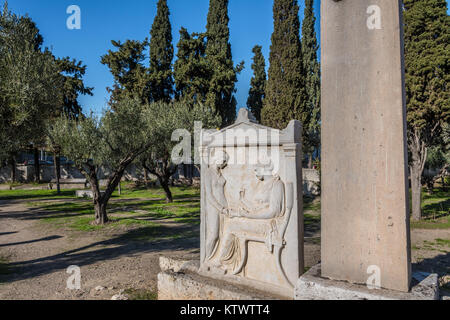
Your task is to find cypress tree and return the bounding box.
[302,0,321,167]
[261,0,307,131]
[149,0,174,103]
[101,39,148,105]
[173,28,210,106]
[404,0,449,220]
[246,45,266,123]
[205,0,243,126]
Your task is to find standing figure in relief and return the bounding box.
[204,150,229,261]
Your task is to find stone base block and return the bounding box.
[157,257,289,300]
[295,264,439,300]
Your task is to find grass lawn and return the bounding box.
[303,188,449,230]
[410,188,450,229]
[124,288,158,300]
[15,186,202,241]
[304,197,321,212]
[413,238,450,254]
[0,189,76,201]
[2,184,447,233]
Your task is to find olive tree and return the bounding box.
[48,97,162,225]
[139,102,220,203]
[0,7,62,181]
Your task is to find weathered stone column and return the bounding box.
[321,0,411,292]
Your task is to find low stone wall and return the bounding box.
[0,164,86,183]
[1,164,321,196]
[0,164,144,184]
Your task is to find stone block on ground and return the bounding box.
[157,257,289,300]
[294,264,439,300]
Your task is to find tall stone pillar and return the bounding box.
[321,0,411,292]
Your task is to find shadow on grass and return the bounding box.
[304,214,321,237]
[32,200,200,228]
[411,193,450,229]
[0,194,200,224]
[0,190,75,201]
[304,196,321,212]
[422,198,450,220]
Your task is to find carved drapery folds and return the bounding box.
[200,109,304,293]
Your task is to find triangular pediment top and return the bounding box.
[211,108,277,134]
[201,109,302,147]
[213,121,277,135]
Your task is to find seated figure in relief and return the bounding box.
[209,158,287,274]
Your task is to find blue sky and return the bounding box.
[5,0,320,115]
[5,1,448,115]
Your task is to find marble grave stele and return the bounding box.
[199,109,304,295]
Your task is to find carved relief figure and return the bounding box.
[208,158,294,286]
[204,150,229,261]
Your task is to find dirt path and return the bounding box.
[0,199,199,300]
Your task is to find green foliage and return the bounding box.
[173,28,210,106]
[0,5,62,162]
[48,97,155,172]
[49,97,220,184]
[443,124,450,168]
[56,57,93,119]
[140,101,220,161]
[0,3,91,168]
[148,0,174,103]
[404,0,449,220]
[138,102,220,182]
[425,146,447,170]
[247,45,266,122]
[124,289,158,300]
[262,0,307,131]
[301,0,321,157]
[205,0,243,126]
[101,39,149,105]
[410,188,450,229]
[404,0,449,145]
[23,186,201,232]
[0,189,75,201]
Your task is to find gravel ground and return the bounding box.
[0,199,199,300]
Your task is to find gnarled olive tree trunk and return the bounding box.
[409,132,428,221]
[9,156,16,183]
[82,160,131,225]
[53,152,61,194]
[143,155,177,203]
[33,147,40,183]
